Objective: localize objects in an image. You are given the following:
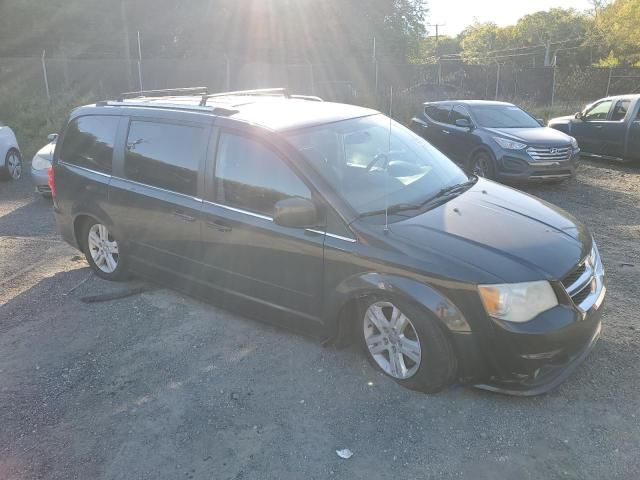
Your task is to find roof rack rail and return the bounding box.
[117,86,209,101]
[199,87,289,106]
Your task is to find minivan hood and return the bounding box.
[486,127,572,146]
[390,179,591,283]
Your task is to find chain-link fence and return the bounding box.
[2,55,639,110]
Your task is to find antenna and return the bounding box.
[384,86,393,233]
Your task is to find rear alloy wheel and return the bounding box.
[470,152,495,180]
[83,221,127,280]
[1,149,22,180]
[359,298,457,393]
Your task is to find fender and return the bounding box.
[70,205,118,250]
[325,272,472,338]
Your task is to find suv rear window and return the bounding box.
[124,121,202,196]
[59,115,119,173]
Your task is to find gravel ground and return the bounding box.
[1,160,639,480]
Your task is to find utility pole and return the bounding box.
[427,23,446,55]
[120,0,134,90]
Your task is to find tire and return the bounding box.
[357,296,457,393]
[81,219,128,281]
[469,151,496,180]
[0,149,22,181]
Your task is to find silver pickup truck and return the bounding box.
[549,94,640,163]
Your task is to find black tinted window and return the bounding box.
[450,105,472,125]
[215,133,311,216]
[611,100,630,121]
[425,105,451,123]
[60,115,118,173]
[125,121,202,196]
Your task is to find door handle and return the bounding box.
[206,220,232,232]
[594,125,603,129]
[173,210,196,222]
[442,129,451,135]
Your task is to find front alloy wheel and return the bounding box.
[359,297,458,393]
[363,301,422,379]
[4,150,22,180]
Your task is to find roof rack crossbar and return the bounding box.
[199,87,289,106]
[118,86,209,101]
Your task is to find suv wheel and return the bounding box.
[358,298,457,393]
[1,149,22,180]
[470,152,495,180]
[83,221,128,280]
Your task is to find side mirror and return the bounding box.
[47,133,58,142]
[273,197,318,228]
[574,112,583,120]
[537,118,545,126]
[454,118,473,129]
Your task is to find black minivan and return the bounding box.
[51,88,606,395]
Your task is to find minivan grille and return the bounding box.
[527,145,572,162]
[562,257,595,309]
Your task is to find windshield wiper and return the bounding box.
[358,178,478,219]
[430,178,478,201]
[358,203,423,218]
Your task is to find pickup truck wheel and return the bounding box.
[470,152,495,180]
[358,297,457,393]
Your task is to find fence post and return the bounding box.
[495,62,501,100]
[551,59,557,106]
[606,66,612,96]
[137,31,143,90]
[225,55,231,90]
[41,49,50,101]
[309,62,315,95]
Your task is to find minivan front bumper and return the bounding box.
[472,249,605,396]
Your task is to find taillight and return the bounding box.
[47,166,55,197]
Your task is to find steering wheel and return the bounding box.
[365,152,390,172]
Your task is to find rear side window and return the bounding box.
[611,100,630,121]
[59,115,118,173]
[425,104,451,123]
[124,121,202,196]
[215,132,311,216]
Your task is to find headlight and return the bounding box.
[570,137,579,149]
[478,280,558,323]
[31,154,51,171]
[492,137,527,150]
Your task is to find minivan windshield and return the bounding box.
[286,114,469,218]
[470,105,541,128]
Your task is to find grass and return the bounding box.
[0,88,95,161]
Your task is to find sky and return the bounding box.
[428,0,594,36]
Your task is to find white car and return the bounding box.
[0,123,22,180]
[31,134,57,197]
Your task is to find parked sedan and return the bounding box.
[31,134,57,197]
[411,100,580,182]
[548,94,640,163]
[0,123,22,180]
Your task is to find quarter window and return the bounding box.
[215,132,311,216]
[124,121,202,196]
[584,101,613,121]
[59,115,118,173]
